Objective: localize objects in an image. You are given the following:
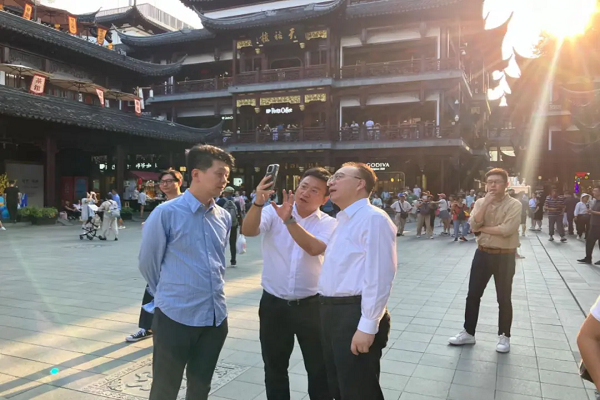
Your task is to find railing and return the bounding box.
[151,77,232,96]
[339,57,462,79]
[217,125,455,144]
[488,127,517,138]
[220,127,329,144]
[234,65,328,85]
[337,124,449,141]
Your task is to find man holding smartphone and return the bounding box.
[242,167,337,400]
[319,162,397,400]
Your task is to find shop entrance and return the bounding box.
[374,171,406,196]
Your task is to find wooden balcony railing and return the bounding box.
[337,124,449,141]
[216,125,454,144]
[234,65,328,85]
[339,57,463,79]
[151,77,232,96]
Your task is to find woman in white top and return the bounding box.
[98,194,119,241]
[577,295,600,395]
[575,194,591,240]
[138,188,147,219]
[436,194,451,235]
[79,192,97,239]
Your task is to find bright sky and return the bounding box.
[40,0,201,27]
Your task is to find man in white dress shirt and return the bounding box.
[319,162,397,400]
[242,168,337,400]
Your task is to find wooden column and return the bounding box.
[116,145,126,197]
[232,97,238,142]
[44,136,57,207]
[232,40,237,76]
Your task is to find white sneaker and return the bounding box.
[496,334,510,353]
[416,235,421,238]
[448,330,476,346]
[0,226,5,231]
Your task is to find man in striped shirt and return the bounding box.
[545,186,567,242]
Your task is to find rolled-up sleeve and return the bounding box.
[139,207,168,296]
[469,199,484,231]
[496,202,522,237]
[358,215,398,334]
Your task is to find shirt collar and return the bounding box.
[183,190,215,214]
[293,203,323,220]
[341,198,369,219]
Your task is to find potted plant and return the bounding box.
[120,206,134,220]
[31,207,58,225]
[17,206,33,223]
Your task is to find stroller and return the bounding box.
[80,213,102,240]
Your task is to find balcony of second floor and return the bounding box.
[150,77,233,99]
[234,64,329,85]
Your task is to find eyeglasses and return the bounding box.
[486,180,505,186]
[159,179,176,185]
[327,173,363,186]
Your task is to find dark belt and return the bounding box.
[262,290,319,306]
[319,295,362,305]
[478,245,516,255]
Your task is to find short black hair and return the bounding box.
[9,180,15,185]
[485,168,509,183]
[301,167,331,195]
[187,144,235,173]
[159,168,183,184]
[140,188,145,193]
[342,162,377,195]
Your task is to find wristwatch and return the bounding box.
[284,216,297,225]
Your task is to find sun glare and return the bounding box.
[540,0,597,39]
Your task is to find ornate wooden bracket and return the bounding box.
[419,21,429,38]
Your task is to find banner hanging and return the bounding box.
[68,16,77,34]
[96,88,104,107]
[29,74,46,95]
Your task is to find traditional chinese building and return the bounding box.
[116,0,499,195]
[0,7,220,208]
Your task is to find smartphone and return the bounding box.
[265,164,280,191]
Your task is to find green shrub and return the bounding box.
[41,207,58,218]
[29,206,43,218]
[121,206,134,216]
[18,206,32,217]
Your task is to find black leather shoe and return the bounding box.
[578,258,592,264]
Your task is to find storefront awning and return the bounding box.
[129,170,160,181]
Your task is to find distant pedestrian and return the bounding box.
[98,194,119,241]
[448,168,521,354]
[111,188,126,229]
[138,188,147,219]
[564,190,579,235]
[578,186,600,265]
[217,186,242,267]
[391,194,411,236]
[545,187,566,242]
[3,180,19,224]
[575,193,591,240]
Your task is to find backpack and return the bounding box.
[456,205,467,221]
[107,200,120,219]
[223,199,239,227]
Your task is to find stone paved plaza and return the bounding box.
[0,219,599,400]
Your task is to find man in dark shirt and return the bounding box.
[217,186,242,267]
[564,190,579,235]
[3,180,19,224]
[545,187,566,242]
[578,186,600,265]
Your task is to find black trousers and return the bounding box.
[150,308,228,400]
[548,215,565,237]
[585,225,600,260]
[229,225,238,264]
[464,249,516,337]
[259,291,331,400]
[7,204,17,223]
[138,287,154,331]
[567,213,575,234]
[319,297,390,400]
[577,215,591,238]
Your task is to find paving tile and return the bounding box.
[384,349,424,364]
[411,364,455,383]
[539,369,585,388]
[452,369,496,389]
[212,380,265,400]
[496,376,542,397]
[497,363,540,382]
[447,383,495,400]
[404,377,450,398]
[541,382,589,400]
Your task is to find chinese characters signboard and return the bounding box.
[96,88,104,107]
[29,74,46,95]
[134,99,142,116]
[22,3,33,20]
[68,16,77,34]
[254,26,304,47]
[97,27,107,45]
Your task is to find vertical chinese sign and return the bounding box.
[29,74,46,95]
[134,99,142,116]
[22,3,33,20]
[97,27,107,45]
[68,16,77,34]
[96,88,104,107]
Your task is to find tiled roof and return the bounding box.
[117,27,215,48]
[196,0,347,31]
[96,6,170,34]
[346,0,467,19]
[0,85,221,143]
[0,11,183,77]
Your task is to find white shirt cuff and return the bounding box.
[358,316,379,335]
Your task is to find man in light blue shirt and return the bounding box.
[139,144,235,400]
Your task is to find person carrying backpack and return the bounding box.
[98,193,120,241]
[217,186,242,267]
[452,195,469,242]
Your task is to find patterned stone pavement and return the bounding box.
[0,218,598,400]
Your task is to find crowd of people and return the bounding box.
[339,119,440,141]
